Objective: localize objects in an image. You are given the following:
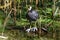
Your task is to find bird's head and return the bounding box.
[28,6,32,11]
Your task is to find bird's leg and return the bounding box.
[30,22,31,29]
[35,21,36,27]
[30,25,31,29]
[34,21,37,36]
[35,21,37,27]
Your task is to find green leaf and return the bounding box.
[46,8,52,13]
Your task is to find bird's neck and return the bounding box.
[29,10,33,12]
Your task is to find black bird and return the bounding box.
[26,6,39,22]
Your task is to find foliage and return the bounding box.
[0,0,60,40]
[16,18,29,26]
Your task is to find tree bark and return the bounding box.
[36,0,38,6]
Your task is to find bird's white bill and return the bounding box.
[28,6,32,11]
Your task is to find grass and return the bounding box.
[0,29,54,40]
[0,4,59,40]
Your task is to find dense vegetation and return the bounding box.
[0,0,60,40]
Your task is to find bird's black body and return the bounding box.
[26,10,39,22]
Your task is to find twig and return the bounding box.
[2,9,12,35]
[53,7,59,16]
[46,21,53,27]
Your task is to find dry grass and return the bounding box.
[0,29,54,40]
